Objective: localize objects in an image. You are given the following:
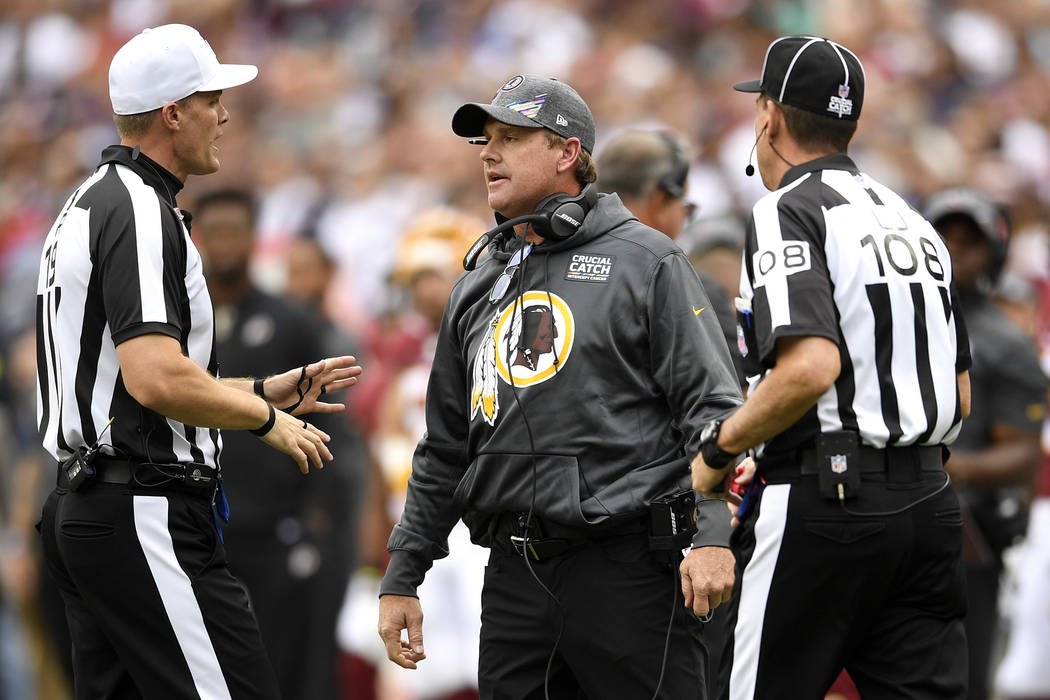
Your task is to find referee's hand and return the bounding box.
[378,595,427,669]
[266,356,363,416]
[261,410,333,474]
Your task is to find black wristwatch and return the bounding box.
[699,419,737,471]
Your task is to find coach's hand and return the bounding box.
[379,595,426,669]
[680,546,735,618]
[691,451,733,499]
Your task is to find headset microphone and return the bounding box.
[744,125,767,177]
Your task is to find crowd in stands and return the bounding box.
[2,1,1050,698]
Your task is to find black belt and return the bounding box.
[761,444,944,482]
[799,445,943,474]
[494,513,648,561]
[58,455,218,490]
[94,456,137,484]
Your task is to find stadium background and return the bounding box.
[1,1,1049,698]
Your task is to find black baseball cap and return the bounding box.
[734,36,865,121]
[452,74,596,153]
[923,187,1008,247]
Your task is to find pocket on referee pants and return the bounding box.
[167,497,224,581]
[804,516,885,545]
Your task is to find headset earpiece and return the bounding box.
[531,183,598,242]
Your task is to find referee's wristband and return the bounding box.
[253,377,267,400]
[250,402,276,437]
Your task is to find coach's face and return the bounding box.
[172,90,229,177]
[479,118,572,219]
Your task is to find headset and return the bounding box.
[656,132,689,199]
[923,187,1011,285]
[462,183,598,270]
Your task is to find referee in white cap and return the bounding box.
[35,25,361,698]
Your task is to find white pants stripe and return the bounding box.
[133,496,233,700]
[729,484,791,700]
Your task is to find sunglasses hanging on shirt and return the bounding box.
[489,243,533,304]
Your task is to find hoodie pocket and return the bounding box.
[453,452,587,526]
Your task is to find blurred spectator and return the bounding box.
[925,187,1048,700]
[337,207,486,700]
[679,213,747,304]
[5,1,1050,693]
[596,128,741,386]
[194,188,366,700]
[995,232,1050,700]
[0,325,73,700]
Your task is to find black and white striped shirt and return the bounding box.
[740,154,970,457]
[36,145,220,468]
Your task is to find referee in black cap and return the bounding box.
[693,36,971,699]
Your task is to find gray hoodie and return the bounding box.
[382,193,743,597]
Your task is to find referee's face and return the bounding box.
[173,90,229,177]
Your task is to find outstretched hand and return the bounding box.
[264,356,362,416]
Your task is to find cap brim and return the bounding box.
[452,102,541,138]
[733,79,763,93]
[199,63,259,92]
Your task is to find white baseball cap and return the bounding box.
[109,24,258,115]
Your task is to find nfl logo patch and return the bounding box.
[830,454,848,474]
[839,84,850,99]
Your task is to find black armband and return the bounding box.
[250,402,276,437]
[253,377,267,400]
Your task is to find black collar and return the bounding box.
[779,152,859,189]
[98,145,184,208]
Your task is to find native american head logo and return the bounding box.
[470,291,575,425]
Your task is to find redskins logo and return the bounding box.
[499,75,524,92]
[470,291,575,425]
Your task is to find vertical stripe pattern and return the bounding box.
[133,496,232,700]
[741,155,969,455]
[729,484,791,700]
[35,148,218,468]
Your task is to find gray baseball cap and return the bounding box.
[452,74,596,153]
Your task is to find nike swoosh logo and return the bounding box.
[693,306,706,316]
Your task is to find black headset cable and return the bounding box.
[502,231,565,700]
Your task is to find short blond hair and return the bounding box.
[546,132,598,185]
[112,94,194,141]
[113,109,159,140]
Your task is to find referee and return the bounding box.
[693,36,971,699]
[35,25,360,698]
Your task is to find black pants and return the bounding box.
[722,472,968,700]
[39,480,280,700]
[478,528,707,700]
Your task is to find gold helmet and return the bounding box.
[390,207,487,285]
